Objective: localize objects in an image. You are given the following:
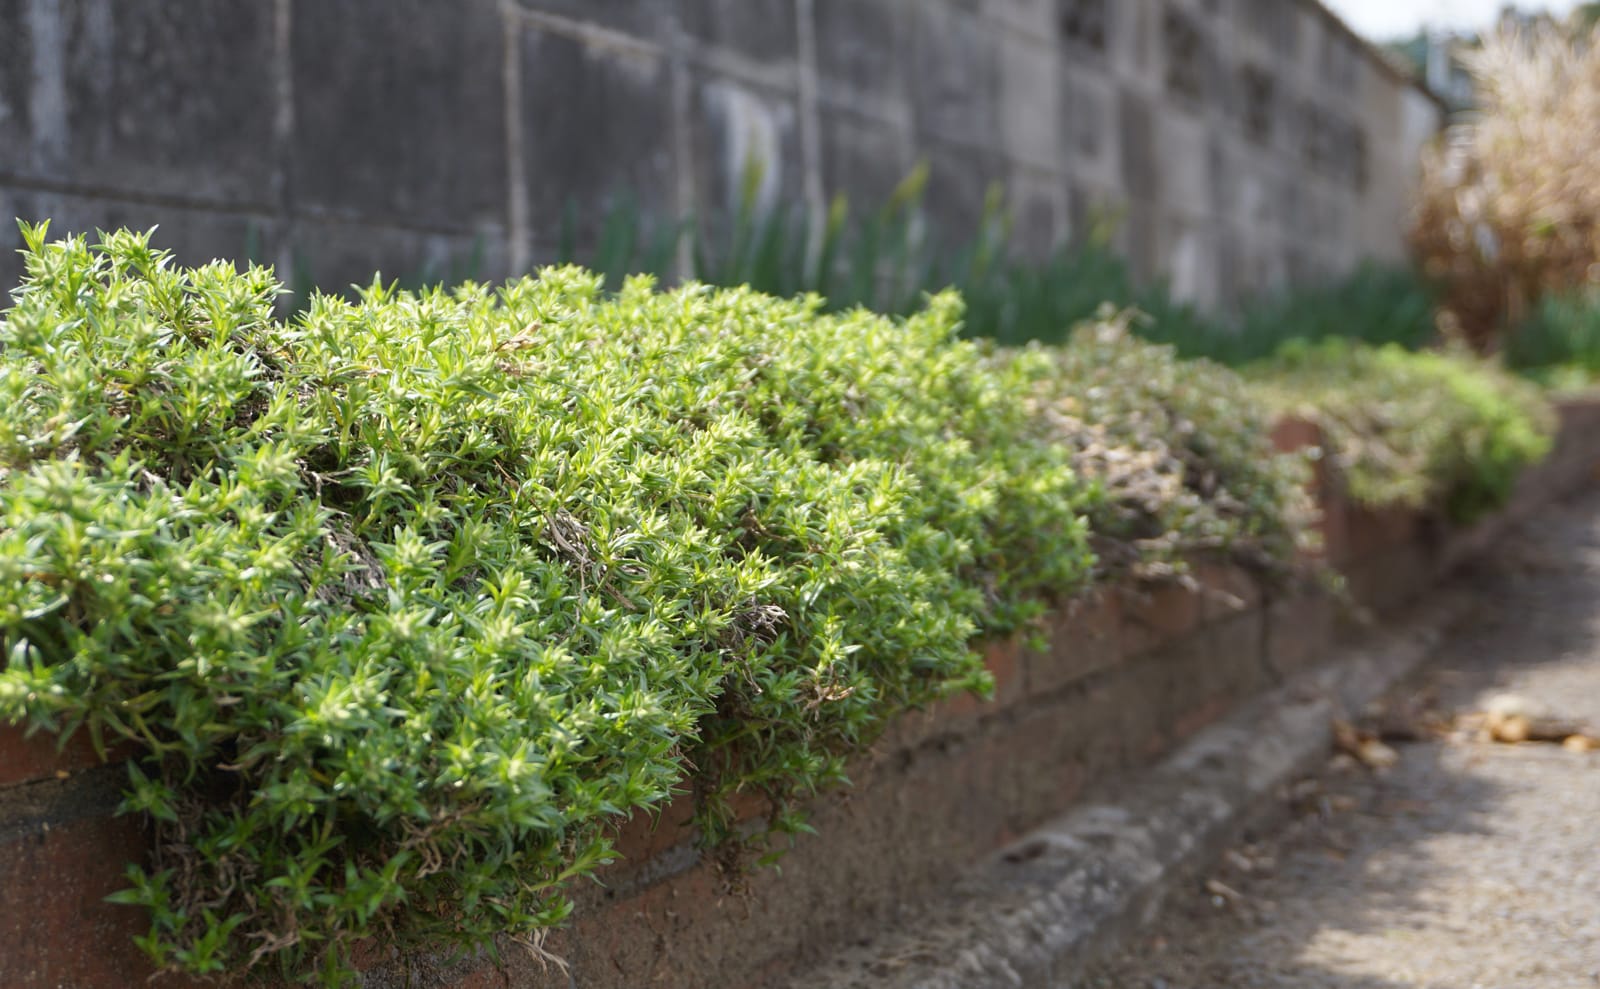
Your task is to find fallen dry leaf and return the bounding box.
[1333,719,1364,756]
[1332,718,1400,769]
[1328,752,1361,774]
[1357,739,1400,770]
[1491,714,1532,744]
[1482,693,1588,744]
[1205,878,1244,907]
[1223,849,1256,874]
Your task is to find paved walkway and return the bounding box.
[1087,490,1600,989]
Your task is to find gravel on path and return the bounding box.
[1085,490,1600,989]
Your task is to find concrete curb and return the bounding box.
[782,588,1477,989]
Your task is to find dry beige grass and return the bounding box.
[1411,21,1600,348]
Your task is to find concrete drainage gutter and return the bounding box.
[782,589,1475,989]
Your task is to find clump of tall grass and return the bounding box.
[1250,339,1556,522]
[1505,287,1600,389]
[559,168,1440,366]
[1411,18,1600,348]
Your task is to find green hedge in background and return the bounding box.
[1249,339,1557,522]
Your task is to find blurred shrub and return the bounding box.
[1024,314,1316,580]
[1249,340,1556,521]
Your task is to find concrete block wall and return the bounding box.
[0,0,1440,310]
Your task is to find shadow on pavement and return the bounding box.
[1083,487,1600,989]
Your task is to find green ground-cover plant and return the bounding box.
[1248,339,1556,522]
[0,226,1103,984]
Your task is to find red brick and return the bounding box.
[1264,592,1335,681]
[1194,562,1263,623]
[904,636,1025,737]
[876,705,946,754]
[1271,414,1346,566]
[1208,610,1270,692]
[982,637,1024,707]
[726,786,773,826]
[445,966,516,989]
[1170,696,1231,745]
[1119,580,1203,656]
[1022,591,1123,695]
[1344,505,1420,562]
[1138,688,1230,760]
[1269,415,1322,456]
[1316,485,1353,567]
[1345,543,1435,614]
[608,790,697,865]
[571,860,730,986]
[0,816,204,988]
[928,688,984,722]
[0,723,132,789]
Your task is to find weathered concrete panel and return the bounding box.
[1214,224,1245,308]
[689,70,805,229]
[1118,89,1158,200]
[1153,107,1212,217]
[288,217,507,298]
[518,27,675,250]
[813,0,907,112]
[1,185,268,289]
[1006,168,1069,260]
[1121,195,1160,283]
[291,0,506,229]
[1233,157,1275,232]
[821,111,911,213]
[998,34,1061,171]
[0,0,1443,313]
[921,143,1004,247]
[0,0,277,205]
[909,3,1001,150]
[980,0,1054,35]
[0,0,33,175]
[513,0,670,38]
[1061,68,1111,165]
[1208,137,1235,217]
[0,185,26,294]
[1159,214,1219,308]
[679,0,798,63]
